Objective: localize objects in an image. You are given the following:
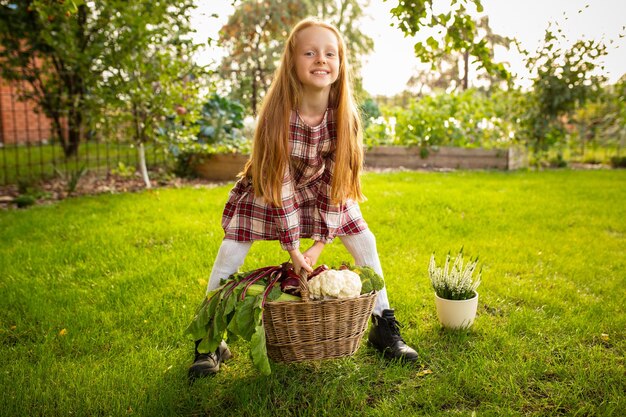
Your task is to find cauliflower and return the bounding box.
[308,269,362,300]
[351,266,385,294]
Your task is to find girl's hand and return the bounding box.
[302,241,325,267]
[288,249,314,275]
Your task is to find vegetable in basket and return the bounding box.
[350,265,385,293]
[307,269,362,300]
[185,263,299,375]
[186,263,385,375]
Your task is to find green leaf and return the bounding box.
[265,285,283,302]
[232,295,257,340]
[222,288,238,316]
[426,36,439,50]
[185,292,221,340]
[198,324,219,354]
[250,324,271,376]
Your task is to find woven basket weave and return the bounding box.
[263,271,377,363]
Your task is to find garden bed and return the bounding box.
[192,146,528,181]
[193,153,249,181]
[365,146,527,171]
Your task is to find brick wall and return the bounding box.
[0,78,54,145]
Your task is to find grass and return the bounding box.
[0,141,168,185]
[1,169,624,416]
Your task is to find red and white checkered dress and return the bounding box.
[221,108,368,251]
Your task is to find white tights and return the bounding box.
[206,229,390,316]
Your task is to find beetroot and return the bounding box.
[309,264,330,278]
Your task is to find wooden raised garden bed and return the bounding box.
[193,153,249,181]
[193,146,527,181]
[365,146,527,171]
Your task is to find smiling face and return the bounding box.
[293,25,340,94]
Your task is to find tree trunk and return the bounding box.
[50,112,67,153]
[251,72,258,116]
[132,101,151,189]
[65,105,83,157]
[138,142,151,189]
[462,49,469,91]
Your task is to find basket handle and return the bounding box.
[298,270,310,302]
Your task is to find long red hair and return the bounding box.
[241,17,365,207]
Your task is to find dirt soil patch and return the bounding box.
[0,171,226,210]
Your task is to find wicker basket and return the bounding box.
[262,271,377,363]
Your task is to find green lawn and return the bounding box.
[1,170,624,416]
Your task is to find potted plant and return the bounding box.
[428,249,482,329]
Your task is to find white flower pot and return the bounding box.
[434,292,478,329]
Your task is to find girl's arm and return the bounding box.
[288,248,314,274]
[303,240,325,266]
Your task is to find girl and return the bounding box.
[189,17,417,379]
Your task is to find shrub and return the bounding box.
[388,89,517,149]
[610,156,626,168]
[165,93,251,177]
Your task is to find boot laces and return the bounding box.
[195,351,218,364]
[385,316,405,342]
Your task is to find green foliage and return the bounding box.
[167,93,250,177]
[388,0,512,87]
[218,0,309,114]
[611,156,626,168]
[391,89,516,149]
[186,266,297,376]
[570,76,626,159]
[197,93,246,145]
[53,165,87,194]
[14,178,50,207]
[364,116,395,148]
[0,1,98,156]
[0,0,203,162]
[359,98,382,128]
[519,25,608,159]
[13,194,36,209]
[110,162,136,179]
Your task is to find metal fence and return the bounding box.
[0,81,169,186]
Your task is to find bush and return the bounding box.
[385,89,517,149]
[610,156,626,168]
[360,98,382,128]
[364,117,395,148]
[165,93,251,177]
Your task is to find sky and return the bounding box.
[190,0,626,97]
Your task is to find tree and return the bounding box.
[407,16,513,95]
[0,0,108,157]
[521,25,608,157]
[99,1,202,188]
[474,16,515,91]
[387,0,512,89]
[219,0,307,115]
[0,0,204,186]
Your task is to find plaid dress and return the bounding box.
[221,108,368,251]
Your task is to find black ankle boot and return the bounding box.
[368,309,418,361]
[188,340,232,380]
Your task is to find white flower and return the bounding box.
[429,250,481,300]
